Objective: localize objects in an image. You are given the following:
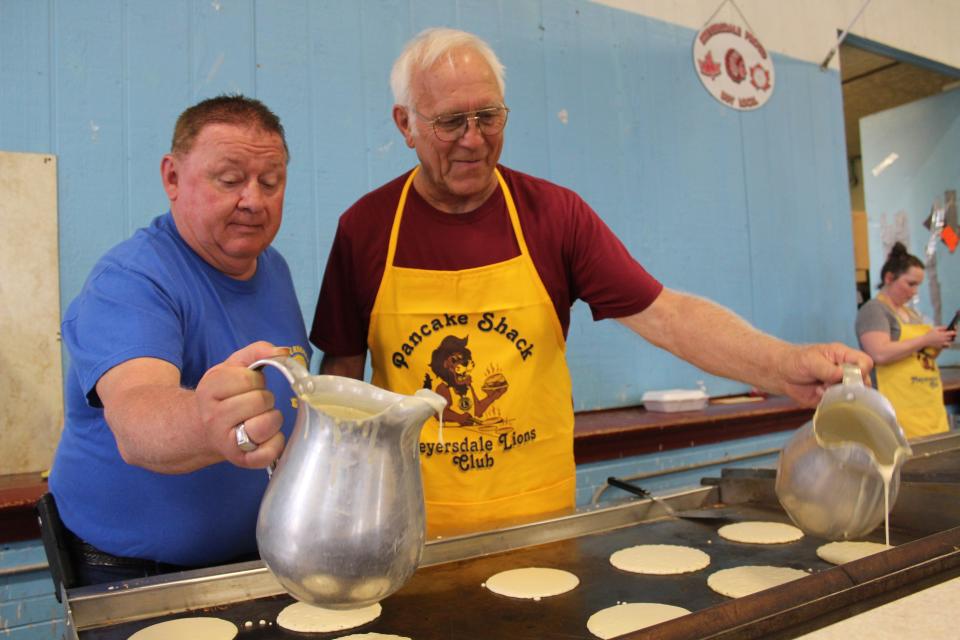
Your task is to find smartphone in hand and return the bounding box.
[947,309,960,341]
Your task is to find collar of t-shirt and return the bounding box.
[395,179,521,270]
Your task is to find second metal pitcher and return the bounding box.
[775,364,912,541]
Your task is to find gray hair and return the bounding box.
[390,27,506,113]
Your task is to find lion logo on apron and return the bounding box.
[424,335,512,431]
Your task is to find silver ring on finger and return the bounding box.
[235,421,258,453]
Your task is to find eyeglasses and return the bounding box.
[414,106,510,142]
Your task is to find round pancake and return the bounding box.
[718,521,803,544]
[609,544,710,575]
[129,617,237,640]
[276,602,381,633]
[586,602,690,639]
[816,541,891,565]
[707,565,809,598]
[483,567,579,600]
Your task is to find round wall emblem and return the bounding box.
[693,22,775,110]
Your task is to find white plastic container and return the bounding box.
[641,389,709,413]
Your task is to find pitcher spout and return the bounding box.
[381,388,446,451]
[412,388,447,422]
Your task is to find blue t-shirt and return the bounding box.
[49,213,311,566]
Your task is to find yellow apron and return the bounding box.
[875,295,949,439]
[368,167,576,536]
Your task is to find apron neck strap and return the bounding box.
[385,166,529,268]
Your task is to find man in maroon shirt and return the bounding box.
[310,27,872,535]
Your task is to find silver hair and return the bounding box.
[390,27,506,116]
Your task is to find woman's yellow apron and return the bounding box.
[367,167,576,537]
[875,295,949,439]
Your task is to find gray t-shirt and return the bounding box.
[855,297,927,387]
[855,298,905,345]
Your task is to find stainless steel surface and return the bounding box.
[66,485,718,633]
[66,561,278,636]
[776,365,911,540]
[66,431,960,639]
[604,476,735,521]
[590,446,782,505]
[420,484,719,568]
[251,356,445,609]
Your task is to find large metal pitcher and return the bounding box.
[775,364,912,540]
[250,356,446,609]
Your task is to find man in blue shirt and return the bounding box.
[48,95,311,585]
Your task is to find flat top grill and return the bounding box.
[67,433,960,640]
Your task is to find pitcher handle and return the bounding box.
[249,355,312,390]
[841,363,863,387]
[248,355,311,478]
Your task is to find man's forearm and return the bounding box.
[104,384,219,473]
[618,288,792,395]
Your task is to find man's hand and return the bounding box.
[98,341,290,473]
[195,341,291,469]
[777,343,874,406]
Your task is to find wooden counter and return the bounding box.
[0,472,48,543]
[4,368,959,543]
[574,366,960,464]
[574,394,811,463]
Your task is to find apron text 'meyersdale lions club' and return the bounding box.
[368,167,576,536]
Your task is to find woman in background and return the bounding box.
[855,242,955,438]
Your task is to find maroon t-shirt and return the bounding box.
[310,166,663,357]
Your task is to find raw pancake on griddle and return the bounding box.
[276,602,382,633]
[609,544,710,574]
[483,567,579,599]
[816,540,892,565]
[128,617,237,640]
[587,602,691,639]
[718,521,803,544]
[707,565,809,598]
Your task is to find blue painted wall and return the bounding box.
[0,0,857,411]
[861,88,960,368]
[0,540,66,638]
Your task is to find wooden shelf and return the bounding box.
[574,366,960,464]
[0,472,47,543]
[573,394,812,463]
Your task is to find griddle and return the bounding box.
[63,432,960,640]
